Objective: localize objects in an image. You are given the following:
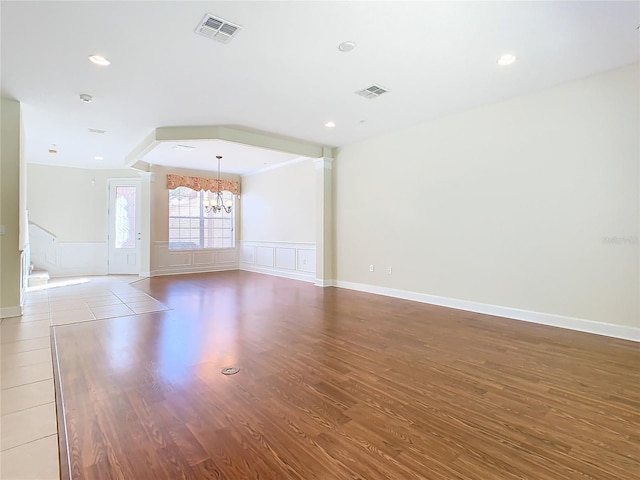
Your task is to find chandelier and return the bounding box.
[204,155,232,214]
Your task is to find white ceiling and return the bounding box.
[144,139,302,176]
[1,1,638,174]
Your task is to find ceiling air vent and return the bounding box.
[195,13,241,43]
[356,84,389,99]
[88,128,107,134]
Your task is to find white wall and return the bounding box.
[27,164,147,276]
[334,63,639,332]
[239,158,317,282]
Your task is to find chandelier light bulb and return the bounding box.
[497,53,517,66]
[89,55,110,66]
[204,155,233,214]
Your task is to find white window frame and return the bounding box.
[168,187,235,250]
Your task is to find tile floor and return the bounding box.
[1,276,170,479]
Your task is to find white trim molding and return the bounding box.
[239,241,316,283]
[334,280,640,342]
[241,156,310,178]
[313,157,333,170]
[0,305,23,319]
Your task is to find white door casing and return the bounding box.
[108,179,141,274]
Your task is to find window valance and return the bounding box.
[166,174,240,195]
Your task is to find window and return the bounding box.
[169,187,235,250]
[114,186,136,248]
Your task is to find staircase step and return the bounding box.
[29,270,50,287]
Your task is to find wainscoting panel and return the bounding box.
[59,243,109,274]
[240,245,256,264]
[167,252,190,267]
[217,250,238,265]
[256,247,275,268]
[275,248,296,270]
[31,243,107,277]
[297,249,316,273]
[193,251,215,266]
[239,241,316,282]
[151,242,238,276]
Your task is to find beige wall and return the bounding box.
[334,63,639,328]
[1,98,22,315]
[150,165,241,272]
[27,164,150,275]
[241,159,315,243]
[28,164,140,242]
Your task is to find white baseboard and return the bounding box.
[334,280,640,342]
[151,265,238,277]
[0,305,23,319]
[240,264,316,283]
[315,279,335,287]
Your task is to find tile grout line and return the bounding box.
[1,375,54,391]
[0,433,58,453]
[1,416,58,452]
[1,398,55,416]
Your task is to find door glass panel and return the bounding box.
[114,186,136,249]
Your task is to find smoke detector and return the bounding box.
[79,93,93,103]
[356,84,389,99]
[195,13,241,43]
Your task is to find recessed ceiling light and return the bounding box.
[48,149,57,154]
[338,41,356,52]
[325,121,336,128]
[94,156,104,161]
[79,93,93,103]
[174,144,195,152]
[89,55,110,66]
[497,54,517,66]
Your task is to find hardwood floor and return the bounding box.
[51,271,640,479]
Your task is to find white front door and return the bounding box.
[108,179,141,274]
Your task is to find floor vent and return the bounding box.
[221,367,240,375]
[195,13,242,44]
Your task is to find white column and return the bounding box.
[314,157,333,286]
[137,171,154,276]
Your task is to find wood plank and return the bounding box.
[50,271,640,479]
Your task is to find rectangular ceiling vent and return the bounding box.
[88,128,107,134]
[356,84,389,99]
[195,13,241,44]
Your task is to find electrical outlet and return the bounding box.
[388,267,392,275]
[369,264,375,272]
